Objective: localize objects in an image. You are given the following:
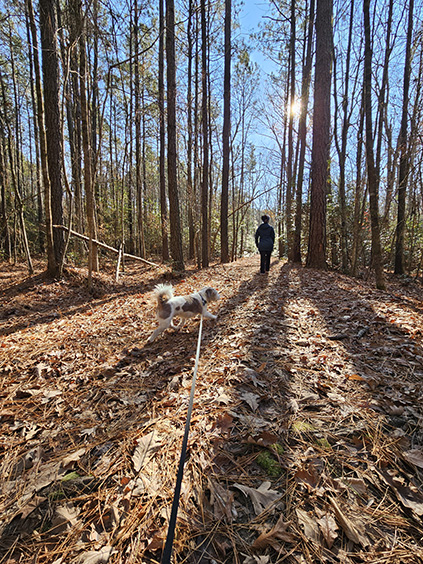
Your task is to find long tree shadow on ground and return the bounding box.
[264,263,423,559]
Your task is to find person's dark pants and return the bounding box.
[260,250,271,273]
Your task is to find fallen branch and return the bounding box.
[53,225,162,268]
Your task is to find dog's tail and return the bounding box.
[153,283,174,304]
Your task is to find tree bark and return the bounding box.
[39,0,64,273]
[333,0,354,273]
[220,0,231,264]
[395,0,414,274]
[351,90,365,277]
[293,0,314,263]
[78,0,99,286]
[159,0,170,261]
[363,0,385,289]
[27,0,55,275]
[25,4,44,255]
[306,0,333,269]
[134,1,146,258]
[200,0,209,267]
[166,0,184,270]
[286,0,296,262]
[186,0,195,260]
[0,129,11,260]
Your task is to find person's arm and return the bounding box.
[255,227,260,247]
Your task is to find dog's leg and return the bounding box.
[148,318,172,342]
[202,311,217,320]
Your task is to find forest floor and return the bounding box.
[1,256,423,564]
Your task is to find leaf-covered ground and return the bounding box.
[1,257,423,564]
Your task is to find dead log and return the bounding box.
[53,225,162,268]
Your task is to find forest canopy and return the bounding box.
[0,0,422,285]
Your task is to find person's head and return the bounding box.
[261,214,270,223]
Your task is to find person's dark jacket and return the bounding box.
[255,222,275,252]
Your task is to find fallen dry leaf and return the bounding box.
[132,431,163,472]
[377,467,423,516]
[243,556,270,564]
[209,480,234,521]
[329,497,370,547]
[233,481,281,515]
[51,502,80,534]
[62,448,86,468]
[252,514,296,550]
[76,546,116,564]
[239,390,261,411]
[296,508,321,543]
[403,449,423,469]
[316,512,339,549]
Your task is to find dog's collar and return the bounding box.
[200,294,207,306]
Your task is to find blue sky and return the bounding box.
[238,1,278,75]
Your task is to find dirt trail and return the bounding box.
[1,257,423,563]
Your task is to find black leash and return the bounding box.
[161,315,204,564]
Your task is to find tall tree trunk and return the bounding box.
[293,0,314,263]
[351,90,365,276]
[378,0,394,232]
[78,0,98,285]
[363,0,385,289]
[127,3,135,254]
[39,0,64,274]
[220,0,231,264]
[166,0,184,270]
[200,0,209,267]
[25,4,44,255]
[194,5,201,268]
[376,0,393,186]
[306,0,333,269]
[333,0,354,273]
[67,0,84,250]
[91,0,99,173]
[27,0,55,275]
[0,131,11,260]
[186,0,195,260]
[286,0,296,262]
[70,57,84,254]
[395,0,414,274]
[159,0,169,261]
[134,1,146,258]
[142,72,148,245]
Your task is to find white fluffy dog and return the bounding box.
[147,284,220,342]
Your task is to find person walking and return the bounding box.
[255,214,275,274]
